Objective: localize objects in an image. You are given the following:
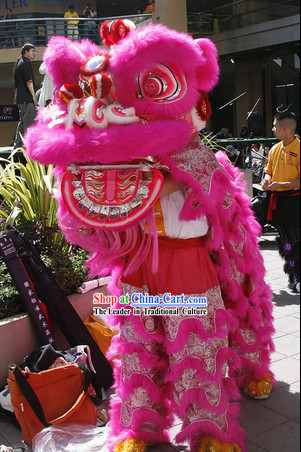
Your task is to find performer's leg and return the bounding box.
[108,312,173,452]
[226,256,274,398]
[229,323,273,400]
[164,287,245,452]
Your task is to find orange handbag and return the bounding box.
[8,363,97,445]
[84,315,118,365]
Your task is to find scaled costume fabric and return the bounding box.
[24,22,274,452]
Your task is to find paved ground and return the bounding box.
[0,231,300,451]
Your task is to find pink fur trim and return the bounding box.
[170,377,241,418]
[183,403,246,452]
[108,397,172,451]
[25,119,193,166]
[43,36,103,91]
[163,310,238,354]
[194,38,220,91]
[167,349,242,385]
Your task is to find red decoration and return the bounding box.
[90,74,112,99]
[101,20,134,48]
[61,167,164,230]
[80,53,110,83]
[59,84,83,104]
[196,90,212,121]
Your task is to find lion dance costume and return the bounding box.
[25,20,275,452]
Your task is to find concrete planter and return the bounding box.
[0,285,108,387]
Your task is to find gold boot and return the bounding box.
[114,438,147,452]
[199,435,241,452]
[244,372,273,400]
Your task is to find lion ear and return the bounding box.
[194,38,220,92]
[43,36,100,90]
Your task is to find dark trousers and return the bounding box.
[272,191,300,285]
[14,102,36,148]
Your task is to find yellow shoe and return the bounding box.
[114,438,147,452]
[244,373,273,400]
[199,435,241,452]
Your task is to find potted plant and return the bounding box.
[0,151,110,385]
[0,150,89,321]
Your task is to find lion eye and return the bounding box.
[137,64,187,103]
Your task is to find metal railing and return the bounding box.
[0,14,152,49]
[188,0,300,37]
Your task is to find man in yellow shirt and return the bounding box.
[64,5,79,41]
[262,112,300,292]
[145,0,156,14]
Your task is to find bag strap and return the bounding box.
[13,367,50,428]
[77,362,93,392]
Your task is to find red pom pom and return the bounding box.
[60,83,83,104]
[90,74,112,99]
[196,91,212,121]
[100,19,134,48]
[100,21,114,48]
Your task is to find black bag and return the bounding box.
[251,190,271,228]
[0,228,113,391]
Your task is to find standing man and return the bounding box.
[262,112,300,293]
[82,3,97,39]
[64,5,80,41]
[13,43,37,149]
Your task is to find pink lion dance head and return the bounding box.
[25,20,220,279]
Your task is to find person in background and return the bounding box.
[216,126,233,139]
[251,143,264,161]
[262,112,300,293]
[264,146,271,158]
[38,61,55,107]
[144,0,156,13]
[133,7,145,24]
[64,5,79,41]
[3,9,16,48]
[240,124,249,139]
[82,3,97,39]
[13,43,37,149]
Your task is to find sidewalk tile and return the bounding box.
[259,384,300,420]
[270,356,300,385]
[265,272,285,282]
[0,433,10,447]
[0,423,21,444]
[273,316,300,334]
[250,421,300,452]
[149,445,185,452]
[270,351,288,363]
[240,397,288,437]
[273,335,300,356]
[272,311,288,320]
[272,331,288,340]
[273,305,300,316]
[246,441,269,451]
